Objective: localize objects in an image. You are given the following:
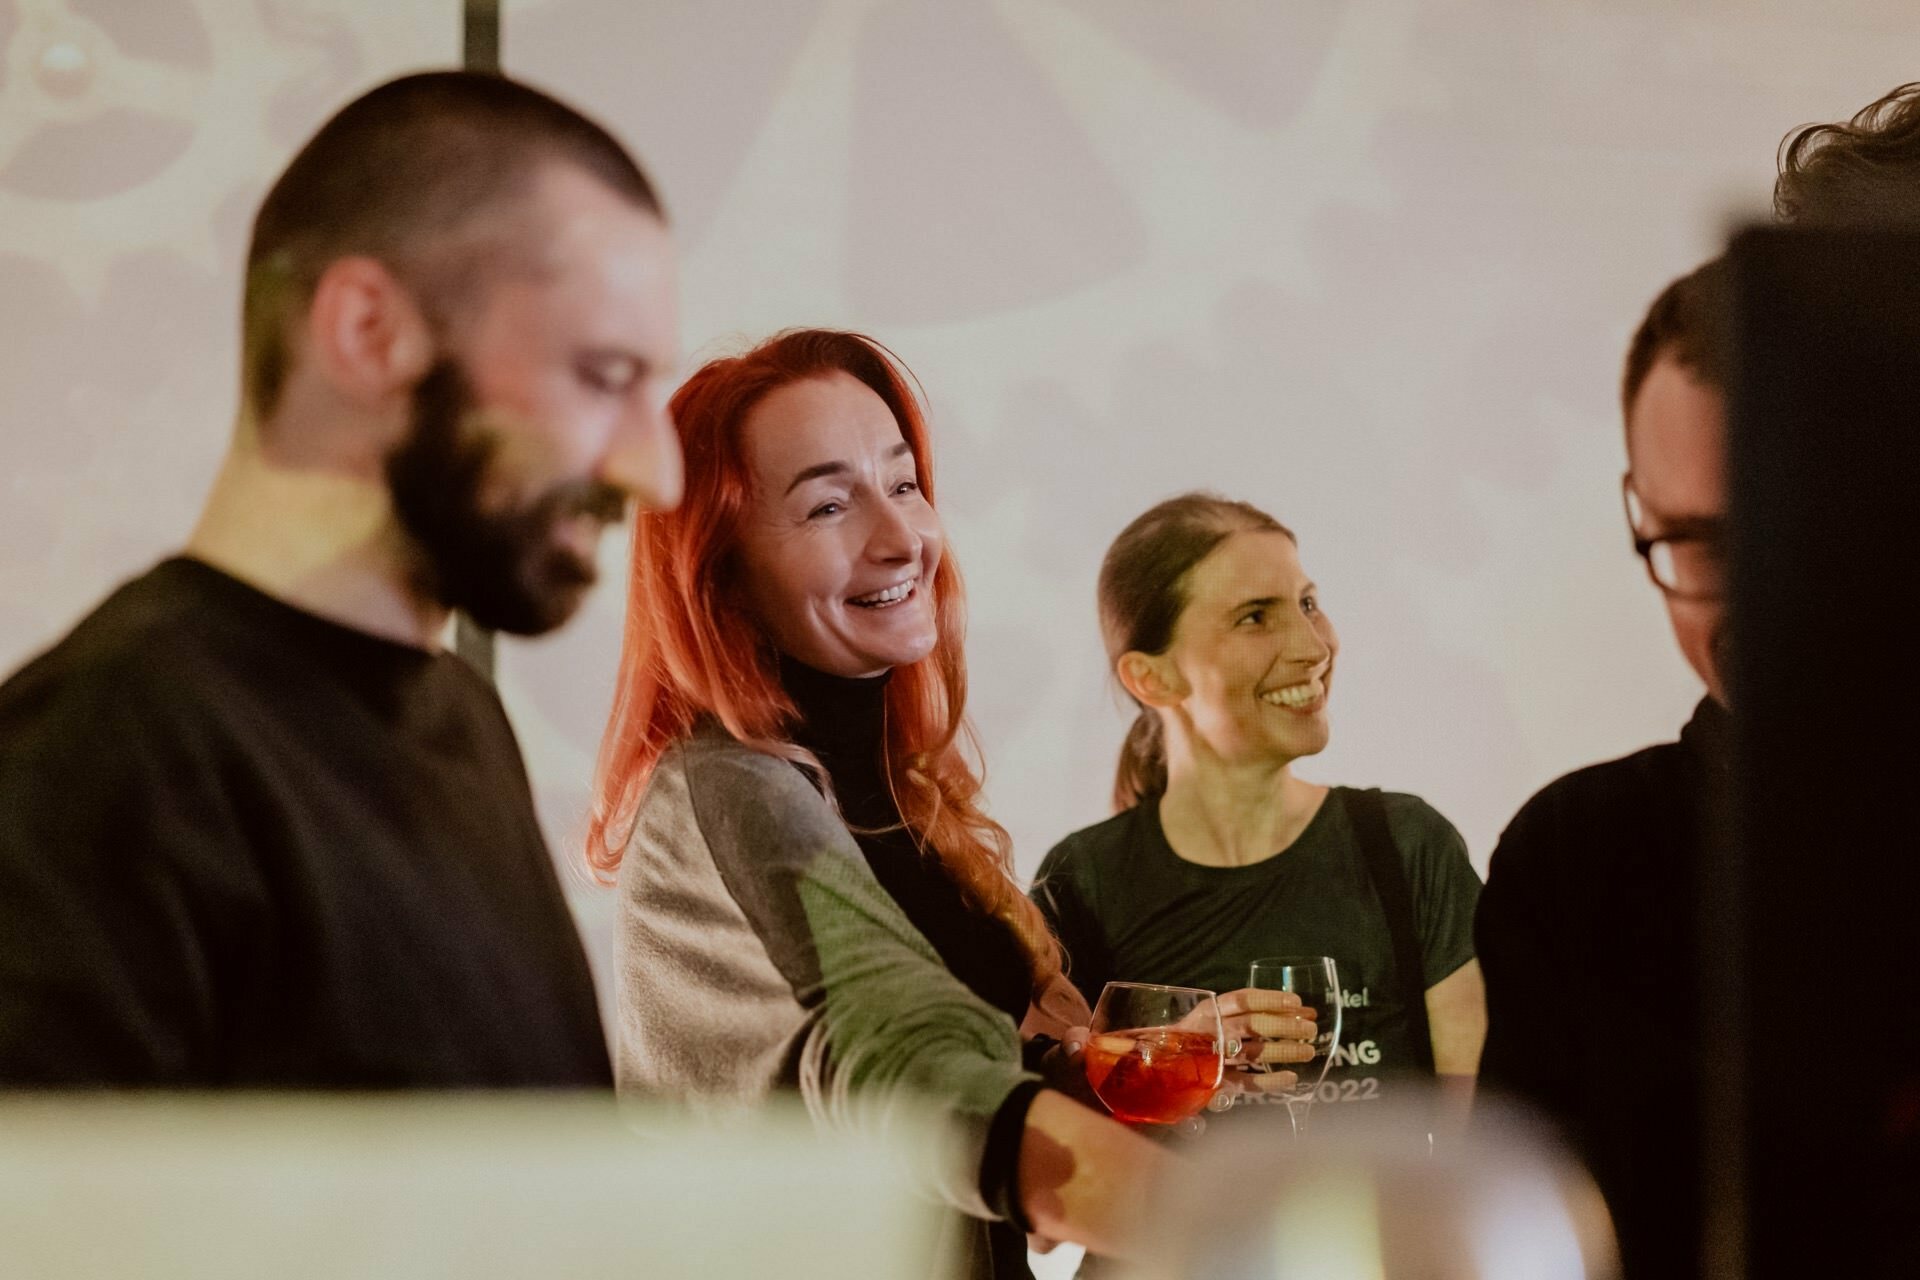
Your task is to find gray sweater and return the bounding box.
[614,722,1040,1218]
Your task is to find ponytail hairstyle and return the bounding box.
[585,329,1062,990]
[1098,492,1294,812]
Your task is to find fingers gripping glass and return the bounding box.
[1623,475,1726,601]
[1083,982,1225,1126]
[1247,956,1342,1134]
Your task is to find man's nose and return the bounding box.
[602,401,683,513]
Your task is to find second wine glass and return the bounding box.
[1246,955,1343,1132]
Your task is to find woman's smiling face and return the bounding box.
[1154,530,1338,765]
[733,371,944,678]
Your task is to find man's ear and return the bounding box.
[1116,650,1186,709]
[304,256,434,406]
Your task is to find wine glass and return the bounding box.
[1083,982,1225,1125]
[1246,956,1343,1133]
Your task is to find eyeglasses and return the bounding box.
[1622,475,1725,601]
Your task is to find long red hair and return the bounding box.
[585,329,1061,989]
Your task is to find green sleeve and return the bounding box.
[680,740,1037,1218]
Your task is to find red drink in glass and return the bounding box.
[1083,1028,1222,1124]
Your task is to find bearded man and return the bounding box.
[0,71,681,1087]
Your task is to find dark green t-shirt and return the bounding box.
[1032,788,1479,1106]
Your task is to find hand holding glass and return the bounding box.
[1246,956,1343,1122]
[1083,982,1224,1125]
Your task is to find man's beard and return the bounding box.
[385,358,627,636]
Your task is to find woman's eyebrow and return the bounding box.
[783,460,850,495]
[784,443,915,494]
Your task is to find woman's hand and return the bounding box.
[1217,986,1317,1068]
[1027,981,1318,1112]
[1021,972,1093,1042]
[1022,975,1102,1107]
[1030,1024,1101,1110]
[1205,987,1316,1107]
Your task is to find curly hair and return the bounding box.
[1775,81,1920,226]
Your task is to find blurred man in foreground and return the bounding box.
[0,71,681,1087]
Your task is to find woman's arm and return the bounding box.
[1427,957,1487,1075]
[1426,958,1488,1116]
[1019,1089,1176,1258]
[1390,794,1488,1097]
[676,736,1173,1250]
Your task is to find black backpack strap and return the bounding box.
[1344,787,1436,1075]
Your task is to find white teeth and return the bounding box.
[850,581,914,607]
[1261,681,1322,709]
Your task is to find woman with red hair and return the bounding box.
[587,330,1292,1276]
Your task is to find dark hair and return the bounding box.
[1622,257,1731,420]
[243,70,663,420]
[1098,492,1294,811]
[1775,81,1920,226]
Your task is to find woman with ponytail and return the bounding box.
[1033,493,1487,1125]
[589,330,1208,1278]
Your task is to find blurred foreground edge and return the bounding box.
[0,1094,949,1279]
[1116,1090,1618,1280]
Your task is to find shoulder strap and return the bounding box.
[1344,787,1436,1074]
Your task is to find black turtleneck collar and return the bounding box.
[778,654,1035,1030]
[780,653,888,744]
[778,654,896,827]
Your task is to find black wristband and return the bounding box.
[1021,1035,1060,1073]
[979,1079,1046,1234]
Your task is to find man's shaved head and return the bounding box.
[242,70,662,421]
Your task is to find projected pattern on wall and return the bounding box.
[3,0,1914,1009]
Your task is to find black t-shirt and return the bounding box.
[1475,698,1728,1280]
[0,558,611,1088]
[1033,788,1480,1105]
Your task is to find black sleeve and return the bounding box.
[1030,843,1112,1010]
[1474,793,1577,1117]
[1383,793,1482,986]
[0,678,246,1085]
